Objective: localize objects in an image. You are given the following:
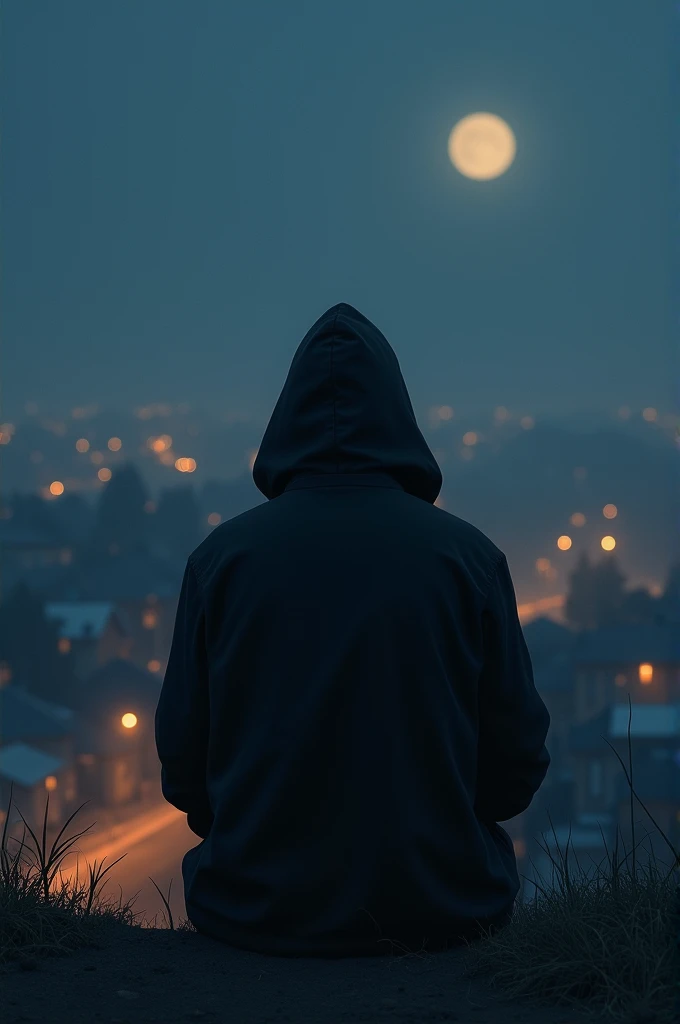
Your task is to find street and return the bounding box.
[57,802,196,928]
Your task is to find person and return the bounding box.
[155,302,551,957]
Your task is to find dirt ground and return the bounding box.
[1,919,602,1024]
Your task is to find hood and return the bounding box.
[252,303,442,503]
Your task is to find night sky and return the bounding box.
[2,0,673,424]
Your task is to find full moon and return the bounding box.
[448,113,516,180]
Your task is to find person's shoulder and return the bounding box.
[187,503,270,580]
[433,505,506,574]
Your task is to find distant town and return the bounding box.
[0,398,678,899]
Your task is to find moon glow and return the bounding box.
[448,113,516,180]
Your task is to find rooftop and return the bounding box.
[45,601,118,639]
[0,741,64,787]
[573,622,680,665]
[0,684,74,744]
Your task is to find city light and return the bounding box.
[44,775,57,791]
[57,637,71,654]
[121,712,138,729]
[175,457,197,473]
[207,512,221,526]
[601,536,616,551]
[108,437,122,451]
[638,663,653,684]
[536,558,551,572]
[147,659,161,673]
[49,481,65,496]
[76,438,90,452]
[570,512,586,527]
[142,609,158,629]
[438,405,454,420]
[494,406,510,422]
[462,431,478,446]
[557,535,572,550]
[520,416,534,430]
[149,434,173,452]
[90,451,104,465]
[98,468,112,482]
[602,504,618,519]
[642,407,658,422]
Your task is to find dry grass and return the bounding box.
[0,791,194,966]
[462,694,680,1024]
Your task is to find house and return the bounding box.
[572,621,680,723]
[52,551,182,677]
[45,601,131,679]
[0,742,67,832]
[568,702,680,873]
[73,658,163,809]
[0,683,78,828]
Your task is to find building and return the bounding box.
[0,683,78,830]
[572,621,680,722]
[52,550,182,677]
[45,601,131,679]
[0,742,67,832]
[74,658,163,809]
[517,619,680,899]
[570,702,680,870]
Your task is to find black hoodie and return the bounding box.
[155,303,550,956]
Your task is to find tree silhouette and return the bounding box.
[91,462,149,556]
[154,485,202,561]
[565,552,627,631]
[0,582,76,703]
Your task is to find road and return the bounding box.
[58,803,197,928]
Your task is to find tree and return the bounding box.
[0,582,76,704]
[565,552,627,631]
[90,462,149,556]
[154,485,202,562]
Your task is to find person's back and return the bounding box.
[155,302,551,956]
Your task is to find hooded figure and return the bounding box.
[155,303,550,957]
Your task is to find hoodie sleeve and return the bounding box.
[155,557,214,839]
[474,553,551,824]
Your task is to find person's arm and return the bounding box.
[155,558,213,839]
[474,553,551,824]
